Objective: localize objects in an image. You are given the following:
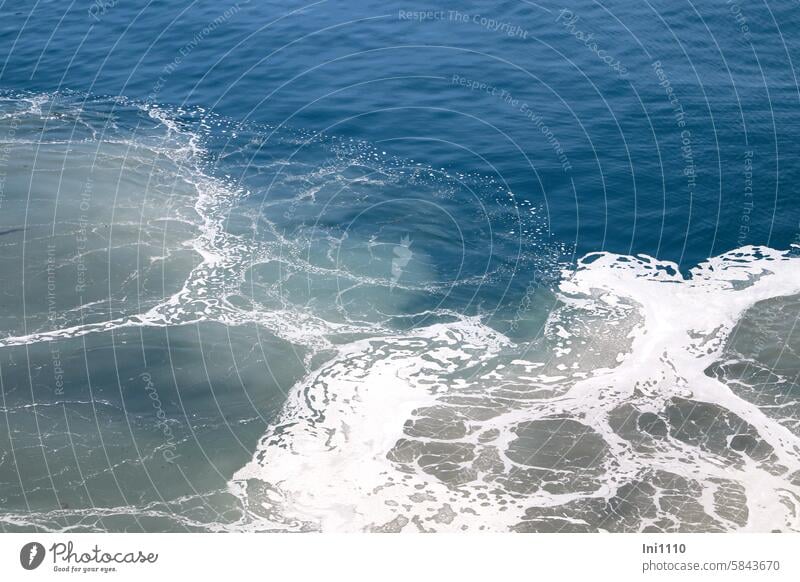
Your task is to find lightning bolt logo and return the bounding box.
[19,542,46,570]
[390,235,413,289]
[28,544,38,566]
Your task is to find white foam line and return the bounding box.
[230,246,800,532]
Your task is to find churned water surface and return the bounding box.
[0,1,799,531]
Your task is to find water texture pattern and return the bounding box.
[0,1,799,532]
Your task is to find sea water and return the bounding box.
[0,1,799,532]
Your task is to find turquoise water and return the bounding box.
[0,1,799,531]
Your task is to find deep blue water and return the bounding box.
[3,0,799,264]
[1,0,800,532]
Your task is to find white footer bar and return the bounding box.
[1,533,797,581]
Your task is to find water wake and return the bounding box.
[231,246,800,532]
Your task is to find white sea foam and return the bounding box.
[0,94,375,352]
[0,92,518,353]
[5,93,800,532]
[230,246,800,532]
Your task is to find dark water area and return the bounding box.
[3,0,799,264]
